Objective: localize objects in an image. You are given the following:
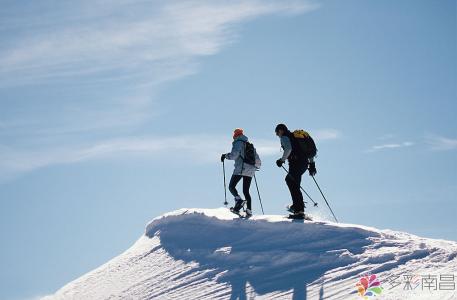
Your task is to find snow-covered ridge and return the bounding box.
[44,208,457,300]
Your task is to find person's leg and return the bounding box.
[294,173,305,213]
[294,163,307,212]
[286,163,305,213]
[242,176,253,210]
[228,175,243,198]
[229,175,245,211]
[285,170,299,211]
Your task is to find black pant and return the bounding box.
[285,161,308,212]
[228,175,252,210]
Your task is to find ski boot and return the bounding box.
[230,197,246,214]
[286,204,295,213]
[288,210,305,220]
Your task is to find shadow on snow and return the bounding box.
[146,212,378,299]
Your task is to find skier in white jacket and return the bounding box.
[221,128,261,216]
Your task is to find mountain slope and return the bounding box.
[44,208,457,300]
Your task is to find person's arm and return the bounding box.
[226,141,241,160]
[308,157,316,176]
[255,151,261,169]
[280,136,292,162]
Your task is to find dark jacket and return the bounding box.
[281,131,307,164]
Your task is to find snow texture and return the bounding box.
[43,208,457,300]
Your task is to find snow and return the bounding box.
[43,208,457,300]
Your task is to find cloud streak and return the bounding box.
[426,135,457,151]
[0,0,316,87]
[0,0,321,182]
[0,0,318,162]
[0,128,340,182]
[312,129,342,141]
[367,134,457,153]
[0,135,259,181]
[367,141,414,152]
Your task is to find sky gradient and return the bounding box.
[0,0,456,299]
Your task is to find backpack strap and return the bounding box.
[238,140,246,174]
[287,131,305,161]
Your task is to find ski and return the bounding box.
[285,204,312,220]
[286,214,313,221]
[229,207,250,218]
[228,199,248,218]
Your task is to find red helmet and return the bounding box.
[233,128,244,139]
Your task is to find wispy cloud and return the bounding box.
[0,128,339,182]
[0,0,316,87]
[0,0,318,163]
[0,135,268,181]
[426,135,457,151]
[313,128,342,141]
[367,133,457,153]
[0,136,205,182]
[0,0,319,182]
[367,141,414,152]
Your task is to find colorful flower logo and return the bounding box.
[356,274,383,299]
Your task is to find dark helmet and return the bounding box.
[275,123,288,133]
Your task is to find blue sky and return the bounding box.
[0,0,456,299]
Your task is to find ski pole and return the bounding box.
[282,166,318,207]
[311,175,338,223]
[253,174,265,215]
[222,160,228,206]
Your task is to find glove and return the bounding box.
[308,161,317,176]
[276,159,284,168]
[221,154,226,162]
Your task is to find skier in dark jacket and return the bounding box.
[275,124,315,218]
